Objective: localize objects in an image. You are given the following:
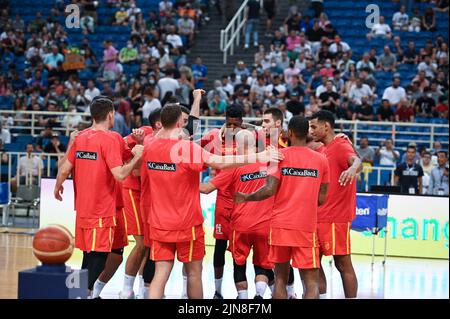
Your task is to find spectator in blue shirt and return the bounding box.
[191,57,208,89]
[43,45,64,70]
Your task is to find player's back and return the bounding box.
[271,146,329,233]
[142,137,206,233]
[230,162,274,232]
[318,138,357,223]
[69,129,122,219]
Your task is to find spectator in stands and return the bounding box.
[114,7,129,25]
[84,79,100,103]
[283,60,301,86]
[383,77,406,108]
[0,75,11,97]
[249,75,267,104]
[277,100,292,130]
[428,151,449,195]
[119,41,138,64]
[352,96,374,121]
[377,46,397,72]
[11,143,44,191]
[28,12,46,34]
[393,5,410,31]
[329,35,351,55]
[395,145,424,194]
[0,122,11,144]
[395,99,415,122]
[357,136,375,166]
[284,7,301,34]
[244,0,261,49]
[209,92,227,116]
[43,45,64,70]
[102,40,119,81]
[367,16,392,40]
[415,86,437,118]
[43,135,66,154]
[112,102,129,136]
[157,68,180,100]
[141,87,162,124]
[62,105,83,129]
[422,7,436,32]
[418,55,438,79]
[403,41,419,65]
[192,57,208,90]
[412,70,430,92]
[166,25,183,49]
[420,150,435,194]
[356,53,376,73]
[400,142,420,164]
[319,58,335,78]
[434,0,449,12]
[436,96,449,119]
[376,138,400,166]
[207,80,228,104]
[177,11,195,49]
[332,70,345,95]
[263,0,277,37]
[407,7,421,32]
[310,0,324,18]
[305,19,324,54]
[271,29,286,52]
[318,80,340,114]
[35,125,56,153]
[349,77,374,108]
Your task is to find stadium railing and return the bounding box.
[1,111,448,150]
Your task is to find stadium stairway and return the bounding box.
[187,0,302,90]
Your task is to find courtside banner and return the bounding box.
[41,180,448,259]
[352,194,388,232]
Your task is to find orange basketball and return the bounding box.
[32,225,74,264]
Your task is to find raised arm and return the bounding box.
[234,175,279,203]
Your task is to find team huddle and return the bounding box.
[54,89,362,299]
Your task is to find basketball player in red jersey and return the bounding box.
[54,96,144,296]
[309,110,362,299]
[200,104,244,299]
[235,116,330,299]
[140,102,283,299]
[200,130,275,299]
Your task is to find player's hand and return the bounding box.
[258,145,284,163]
[131,145,144,158]
[69,130,79,142]
[234,192,247,204]
[339,167,358,186]
[54,185,64,201]
[193,89,206,100]
[132,128,145,145]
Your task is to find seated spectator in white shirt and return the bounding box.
[84,79,101,103]
[393,5,409,31]
[417,55,438,79]
[367,16,392,40]
[329,35,351,54]
[356,53,376,73]
[166,26,183,49]
[0,122,11,144]
[349,77,374,106]
[382,77,406,107]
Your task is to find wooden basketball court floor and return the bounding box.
[1,230,448,299]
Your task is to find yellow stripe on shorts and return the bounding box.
[91,228,97,252]
[332,223,336,255]
[129,189,141,235]
[346,222,350,255]
[189,240,194,262]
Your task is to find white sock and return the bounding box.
[182,276,188,298]
[269,284,275,294]
[320,293,327,299]
[215,278,223,294]
[286,284,295,298]
[92,279,106,298]
[237,290,248,299]
[137,275,145,299]
[123,274,136,295]
[255,281,268,297]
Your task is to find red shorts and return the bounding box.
[317,222,352,256]
[230,229,273,270]
[214,211,231,241]
[112,209,129,250]
[269,245,320,269]
[75,216,116,253]
[150,236,206,263]
[122,188,144,236]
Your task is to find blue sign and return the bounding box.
[352,194,388,233]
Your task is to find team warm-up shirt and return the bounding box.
[68,129,123,219]
[113,131,133,210]
[122,126,154,191]
[318,138,357,223]
[141,137,211,242]
[210,162,273,232]
[270,147,330,233]
[201,128,237,219]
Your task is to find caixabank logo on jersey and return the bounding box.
[76,151,97,160]
[281,168,318,178]
[240,171,267,182]
[147,162,177,172]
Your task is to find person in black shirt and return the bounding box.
[44,135,67,154]
[234,74,251,98]
[305,20,325,43]
[244,0,261,48]
[284,11,301,34]
[414,87,437,118]
[286,91,305,116]
[318,80,340,114]
[395,145,424,194]
[270,30,286,51]
[352,96,374,121]
[377,99,395,121]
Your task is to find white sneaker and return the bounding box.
[119,291,135,299]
